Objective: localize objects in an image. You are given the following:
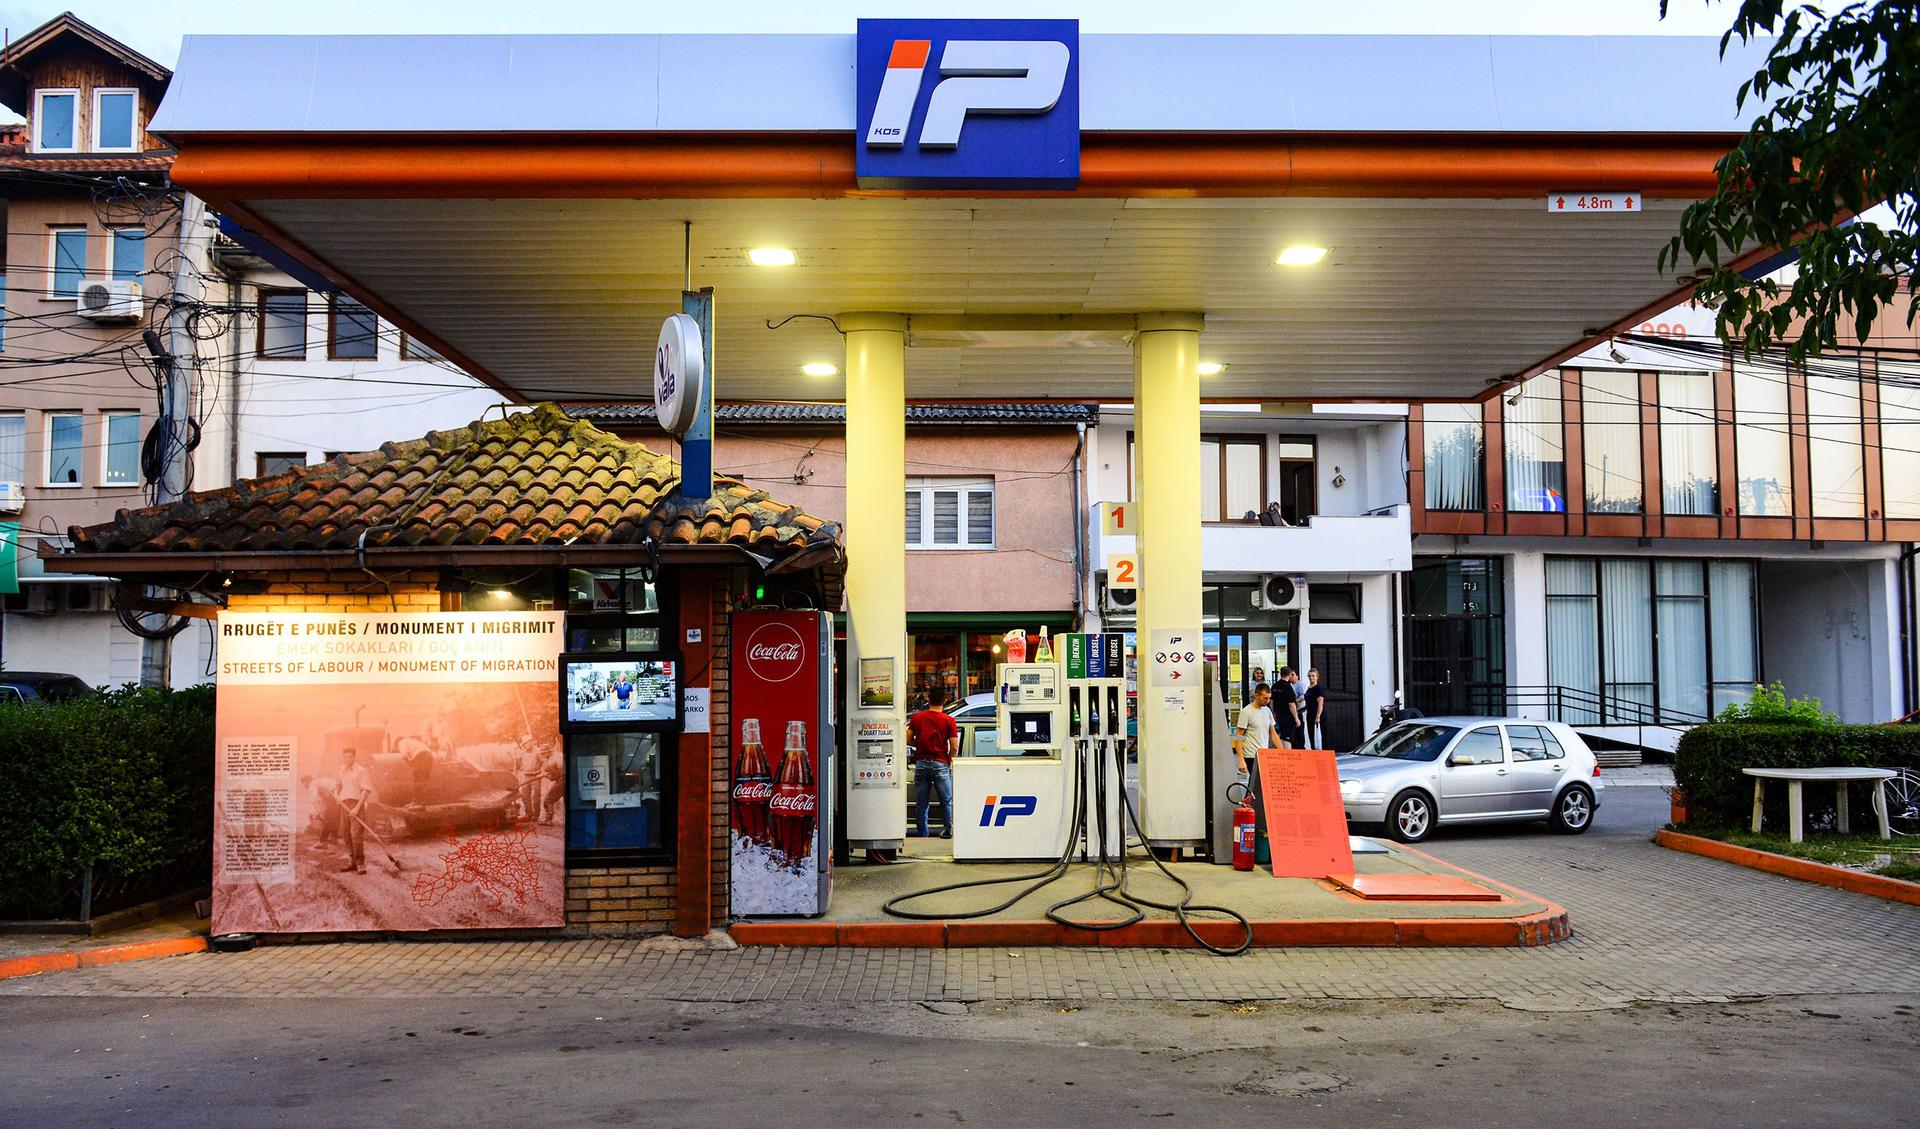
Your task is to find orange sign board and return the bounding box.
[1255,747,1355,880]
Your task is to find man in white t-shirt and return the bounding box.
[1233,683,1282,779]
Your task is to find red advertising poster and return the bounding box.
[1255,747,1356,880]
[211,612,567,933]
[730,610,832,916]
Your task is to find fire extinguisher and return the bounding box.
[1228,781,1257,871]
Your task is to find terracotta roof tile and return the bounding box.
[67,404,843,567]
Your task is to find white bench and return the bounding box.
[1742,767,1896,844]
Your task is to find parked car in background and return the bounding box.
[944,693,996,722]
[1336,717,1603,843]
[0,672,94,704]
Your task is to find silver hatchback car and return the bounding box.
[1336,717,1604,843]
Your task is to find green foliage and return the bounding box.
[1660,0,1919,360]
[0,684,214,917]
[1673,719,1920,828]
[1715,681,1839,726]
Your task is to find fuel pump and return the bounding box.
[949,661,1072,861]
[1068,674,1125,861]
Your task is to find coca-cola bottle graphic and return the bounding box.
[768,720,817,866]
[732,718,771,846]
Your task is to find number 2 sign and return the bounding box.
[1106,553,1138,589]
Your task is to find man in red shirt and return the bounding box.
[908,696,960,838]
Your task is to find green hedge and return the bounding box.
[1673,720,1920,829]
[0,684,215,918]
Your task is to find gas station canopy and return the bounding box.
[152,31,1775,403]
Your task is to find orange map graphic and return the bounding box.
[411,825,544,911]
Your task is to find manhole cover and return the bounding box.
[1232,1070,1349,1098]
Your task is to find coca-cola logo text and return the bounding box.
[743,621,808,684]
[733,781,772,801]
[768,792,817,815]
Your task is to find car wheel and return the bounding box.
[1385,789,1434,843]
[1550,785,1594,834]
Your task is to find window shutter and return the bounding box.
[967,489,994,545]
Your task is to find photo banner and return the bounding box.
[212,611,566,934]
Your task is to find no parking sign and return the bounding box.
[1148,628,1199,688]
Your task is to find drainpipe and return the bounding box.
[1901,543,1918,716]
[1070,421,1086,630]
[224,266,243,484]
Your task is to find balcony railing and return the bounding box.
[1093,503,1412,574]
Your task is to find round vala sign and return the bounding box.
[654,313,706,436]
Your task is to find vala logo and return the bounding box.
[979,794,1039,827]
[855,19,1079,189]
[865,38,1070,151]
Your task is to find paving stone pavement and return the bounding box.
[5,790,1916,1007]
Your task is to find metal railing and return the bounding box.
[1451,684,1710,755]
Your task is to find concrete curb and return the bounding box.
[1656,829,1920,907]
[0,935,208,981]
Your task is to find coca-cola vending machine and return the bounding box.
[730,609,834,916]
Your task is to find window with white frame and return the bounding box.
[905,477,994,549]
[49,226,88,297]
[34,89,78,152]
[0,412,23,482]
[102,411,141,486]
[46,412,83,485]
[92,89,138,151]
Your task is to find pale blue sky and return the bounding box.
[0,1,1743,70]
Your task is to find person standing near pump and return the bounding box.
[907,696,959,839]
[1276,667,1304,749]
[1233,683,1282,779]
[334,746,376,874]
[1302,668,1327,749]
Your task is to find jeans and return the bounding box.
[915,760,954,837]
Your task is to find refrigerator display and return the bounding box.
[730,610,835,916]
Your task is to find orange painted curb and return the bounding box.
[0,935,207,981]
[76,936,208,967]
[942,921,1097,948]
[1656,829,1920,908]
[1249,919,1399,947]
[728,922,840,946]
[836,923,947,948]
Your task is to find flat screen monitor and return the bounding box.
[563,655,679,726]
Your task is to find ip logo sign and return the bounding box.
[980,795,1039,827]
[855,18,1079,189]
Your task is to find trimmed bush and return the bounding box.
[1673,720,1920,829]
[0,684,214,918]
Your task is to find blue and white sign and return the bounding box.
[855,18,1079,189]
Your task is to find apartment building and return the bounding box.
[1408,303,1917,737]
[1086,402,1412,752]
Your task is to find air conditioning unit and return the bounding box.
[1253,574,1306,611]
[65,584,106,613]
[19,585,57,616]
[0,481,22,514]
[1100,575,1138,616]
[76,279,142,322]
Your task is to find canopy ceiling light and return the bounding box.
[1196,361,1227,376]
[747,247,796,267]
[801,362,839,377]
[1275,244,1329,267]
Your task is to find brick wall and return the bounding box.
[565,865,676,934]
[224,571,444,614]
[710,578,737,923]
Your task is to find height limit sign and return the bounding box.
[1547,191,1641,213]
[1149,628,1200,688]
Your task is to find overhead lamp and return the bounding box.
[801,362,839,377]
[488,589,513,599]
[1196,361,1227,377]
[747,247,796,267]
[1275,244,1329,267]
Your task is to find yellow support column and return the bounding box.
[841,312,909,849]
[1132,313,1207,844]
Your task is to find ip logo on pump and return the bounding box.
[855,18,1079,189]
[980,794,1039,827]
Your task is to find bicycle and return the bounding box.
[1885,768,1920,836]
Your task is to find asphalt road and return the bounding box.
[7,778,1916,1128]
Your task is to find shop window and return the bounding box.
[110,227,145,283]
[401,333,445,361]
[1422,404,1484,511]
[259,290,309,358]
[49,227,87,297]
[329,296,379,359]
[34,90,77,152]
[905,477,994,548]
[1504,371,1566,512]
[1734,360,1792,516]
[908,632,960,708]
[1308,583,1361,624]
[256,452,307,477]
[45,412,83,485]
[93,89,138,151]
[1278,438,1315,524]
[1581,370,1643,513]
[563,568,659,650]
[1659,372,1718,515]
[0,412,23,482]
[456,568,558,613]
[566,731,666,853]
[102,411,140,486]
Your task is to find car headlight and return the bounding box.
[1339,778,1362,797]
